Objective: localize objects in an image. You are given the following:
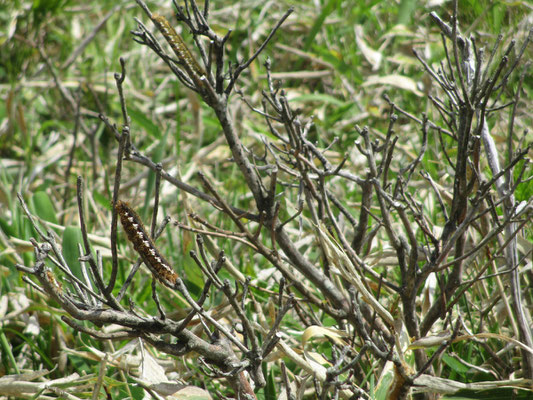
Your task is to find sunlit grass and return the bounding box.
[0,0,531,398]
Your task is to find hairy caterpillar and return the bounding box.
[45,269,63,295]
[115,200,178,289]
[151,13,207,88]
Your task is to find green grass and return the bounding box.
[0,0,531,398]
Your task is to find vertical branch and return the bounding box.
[61,86,82,225]
[107,57,130,296]
[482,65,533,377]
[150,163,163,238]
[77,177,123,310]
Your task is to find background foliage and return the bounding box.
[0,0,532,399]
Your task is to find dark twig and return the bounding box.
[108,58,131,296]
[225,8,294,95]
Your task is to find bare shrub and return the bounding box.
[16,0,532,398]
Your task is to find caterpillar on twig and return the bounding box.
[152,13,207,89]
[115,200,178,289]
[45,269,63,296]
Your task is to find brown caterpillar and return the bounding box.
[45,269,63,295]
[151,13,207,88]
[115,200,178,289]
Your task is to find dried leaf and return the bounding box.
[408,331,452,350]
[139,350,168,384]
[413,374,533,395]
[314,222,394,325]
[421,272,437,316]
[0,295,8,318]
[362,74,423,96]
[355,25,382,71]
[301,325,348,348]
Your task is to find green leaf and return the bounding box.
[0,217,14,238]
[374,368,394,400]
[143,130,169,217]
[182,240,205,294]
[397,0,417,25]
[93,192,111,211]
[441,353,470,375]
[265,364,276,400]
[290,93,348,107]
[443,388,533,399]
[62,226,84,281]
[303,0,340,51]
[0,326,20,374]
[128,107,161,139]
[31,191,58,224]
[514,161,533,202]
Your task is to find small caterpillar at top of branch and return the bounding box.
[152,13,207,90]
